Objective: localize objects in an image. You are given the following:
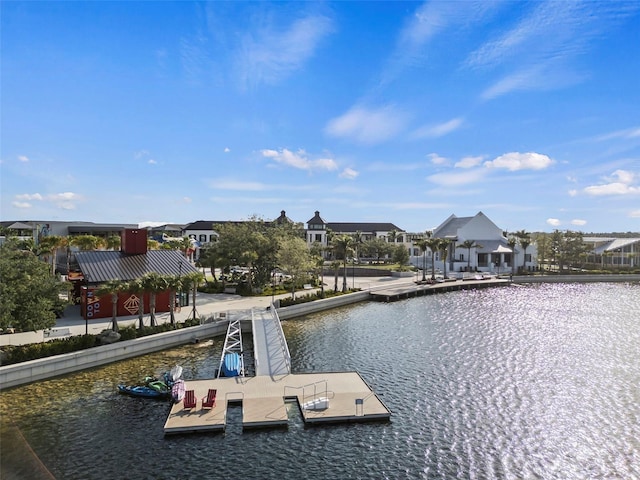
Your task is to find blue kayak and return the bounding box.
[221,352,242,377]
[118,384,170,399]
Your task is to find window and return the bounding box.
[459,254,464,261]
[199,234,206,243]
[209,234,217,242]
[315,234,322,242]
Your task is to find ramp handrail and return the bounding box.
[270,304,291,373]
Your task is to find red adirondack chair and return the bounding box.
[202,389,217,409]
[183,389,196,409]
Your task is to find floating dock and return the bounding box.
[163,372,390,434]
[370,277,509,302]
[164,307,390,435]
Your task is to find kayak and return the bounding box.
[118,384,170,399]
[171,379,186,402]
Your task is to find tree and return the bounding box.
[457,240,482,273]
[330,260,341,292]
[182,271,204,321]
[352,230,363,262]
[0,244,67,331]
[140,272,169,327]
[388,229,398,244]
[507,237,518,275]
[424,237,442,280]
[104,235,121,251]
[197,243,220,283]
[70,235,104,251]
[392,244,410,269]
[37,234,65,276]
[95,279,126,332]
[276,236,314,299]
[331,235,354,292]
[515,230,531,273]
[165,275,183,325]
[438,238,450,278]
[415,239,429,281]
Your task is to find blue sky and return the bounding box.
[1,1,639,234]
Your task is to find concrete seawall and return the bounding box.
[2,275,638,389]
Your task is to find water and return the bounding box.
[2,283,639,479]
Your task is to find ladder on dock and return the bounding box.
[217,314,245,377]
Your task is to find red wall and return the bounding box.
[81,287,173,320]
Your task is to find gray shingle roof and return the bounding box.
[74,250,198,284]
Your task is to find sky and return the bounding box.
[1,1,639,234]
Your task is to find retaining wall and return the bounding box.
[0,320,230,390]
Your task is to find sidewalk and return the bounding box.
[1,275,417,347]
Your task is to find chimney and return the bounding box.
[121,228,148,255]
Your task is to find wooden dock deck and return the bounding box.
[370,277,509,301]
[164,372,390,435]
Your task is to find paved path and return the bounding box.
[1,275,418,347]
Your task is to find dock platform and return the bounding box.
[370,277,509,301]
[163,372,390,435]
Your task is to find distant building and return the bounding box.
[431,212,537,274]
[584,236,640,268]
[305,210,407,260]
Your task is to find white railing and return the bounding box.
[270,304,291,374]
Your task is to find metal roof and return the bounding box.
[475,240,518,254]
[74,250,199,284]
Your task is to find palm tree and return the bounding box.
[95,279,126,332]
[140,272,169,327]
[332,235,355,292]
[165,275,183,325]
[182,271,204,321]
[388,229,398,244]
[507,236,518,276]
[352,230,363,263]
[37,235,65,276]
[104,235,121,251]
[69,234,104,251]
[438,238,450,279]
[415,239,429,281]
[331,260,341,292]
[457,240,482,273]
[516,230,531,273]
[424,237,442,280]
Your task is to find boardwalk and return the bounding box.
[370,277,510,301]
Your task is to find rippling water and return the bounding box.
[2,283,639,479]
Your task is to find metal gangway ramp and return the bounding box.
[217,314,245,377]
[251,306,291,377]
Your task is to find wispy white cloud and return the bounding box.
[18,155,29,163]
[455,155,484,169]
[367,161,428,172]
[469,1,639,99]
[593,126,640,142]
[16,193,44,201]
[261,148,338,172]
[224,147,230,153]
[411,117,464,139]
[629,209,640,218]
[325,105,408,145]
[380,1,498,86]
[14,192,82,210]
[237,14,333,88]
[148,159,157,165]
[484,152,554,171]
[428,153,448,166]
[583,169,639,196]
[207,179,268,191]
[427,169,487,187]
[547,218,561,227]
[571,219,587,226]
[339,168,359,180]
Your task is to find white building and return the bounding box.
[431,212,537,275]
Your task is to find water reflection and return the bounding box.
[2,283,639,479]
